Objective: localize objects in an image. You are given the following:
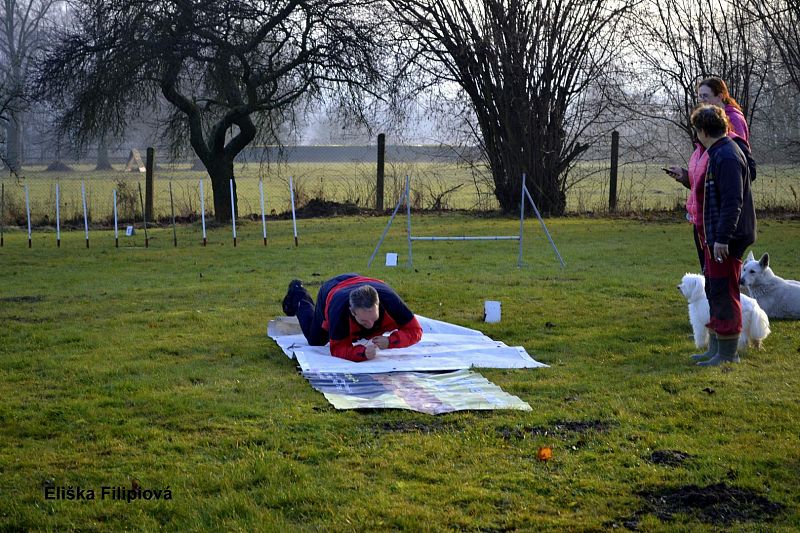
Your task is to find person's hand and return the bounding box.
[371,335,390,349]
[666,165,682,176]
[364,341,378,360]
[713,242,729,263]
[667,165,689,186]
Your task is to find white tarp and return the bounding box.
[267,315,548,374]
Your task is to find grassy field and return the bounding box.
[1,213,799,530]
[3,160,800,225]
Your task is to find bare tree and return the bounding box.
[38,0,386,221]
[388,0,633,215]
[0,0,56,170]
[0,79,20,172]
[749,1,800,90]
[628,0,768,141]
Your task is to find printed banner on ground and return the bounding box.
[303,369,532,415]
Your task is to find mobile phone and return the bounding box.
[661,167,677,176]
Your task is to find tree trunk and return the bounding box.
[481,111,568,216]
[96,137,113,170]
[491,156,566,216]
[205,156,237,223]
[4,115,22,172]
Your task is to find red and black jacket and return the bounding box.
[322,275,422,361]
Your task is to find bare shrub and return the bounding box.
[1,184,27,225]
[115,180,139,220]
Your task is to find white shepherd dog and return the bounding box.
[677,273,770,350]
[740,252,800,319]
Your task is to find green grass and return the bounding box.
[1,213,799,530]
[4,160,800,225]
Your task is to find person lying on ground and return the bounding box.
[282,273,422,362]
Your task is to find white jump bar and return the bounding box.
[410,235,520,241]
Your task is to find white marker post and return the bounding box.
[1,182,4,247]
[200,179,207,246]
[289,175,298,247]
[113,189,119,248]
[484,301,502,323]
[259,178,267,246]
[25,184,31,248]
[81,180,89,248]
[56,182,61,248]
[169,181,177,247]
[138,182,149,248]
[229,178,237,247]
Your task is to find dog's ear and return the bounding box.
[692,277,705,298]
[760,253,769,268]
[745,250,754,263]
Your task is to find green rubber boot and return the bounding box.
[697,336,740,366]
[690,332,717,362]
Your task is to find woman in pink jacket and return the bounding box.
[666,77,749,272]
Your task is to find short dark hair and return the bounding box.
[691,104,728,138]
[349,285,379,310]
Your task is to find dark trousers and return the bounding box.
[296,274,357,346]
[703,245,745,336]
[692,225,705,273]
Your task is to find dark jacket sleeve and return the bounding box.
[713,156,744,245]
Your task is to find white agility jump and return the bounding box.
[368,175,564,268]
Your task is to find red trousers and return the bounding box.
[703,246,743,336]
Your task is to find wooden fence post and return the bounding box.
[145,147,155,221]
[376,133,385,211]
[609,131,619,212]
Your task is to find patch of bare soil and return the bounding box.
[0,295,44,303]
[648,450,693,467]
[45,161,74,172]
[4,314,46,323]
[496,419,615,440]
[377,419,456,433]
[283,199,366,219]
[615,482,784,529]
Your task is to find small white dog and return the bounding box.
[677,273,770,350]
[740,251,800,319]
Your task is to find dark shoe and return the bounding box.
[690,333,717,361]
[697,337,740,366]
[282,279,312,316]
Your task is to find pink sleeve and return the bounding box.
[726,106,749,142]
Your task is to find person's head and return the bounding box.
[691,104,729,147]
[349,285,380,328]
[697,76,742,112]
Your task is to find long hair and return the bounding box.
[698,77,742,112]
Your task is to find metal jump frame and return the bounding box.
[368,175,564,268]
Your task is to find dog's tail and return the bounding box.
[751,306,771,346]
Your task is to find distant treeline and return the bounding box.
[238,144,480,163]
[79,145,482,166]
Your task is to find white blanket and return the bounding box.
[267,315,548,374]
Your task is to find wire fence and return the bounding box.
[2,143,800,229]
